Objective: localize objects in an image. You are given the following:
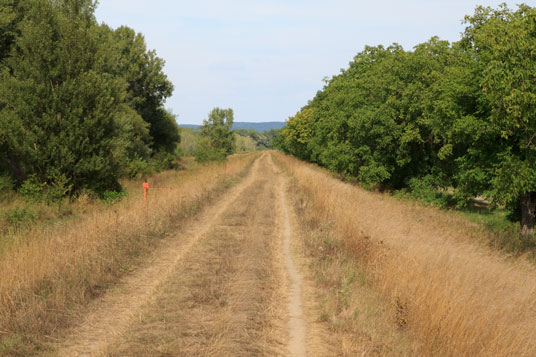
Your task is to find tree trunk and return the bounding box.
[520,192,536,239]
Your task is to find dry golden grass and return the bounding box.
[274,154,419,356]
[0,157,203,240]
[0,153,258,354]
[275,152,536,356]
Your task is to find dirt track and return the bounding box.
[48,153,317,356]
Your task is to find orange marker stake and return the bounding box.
[143,182,150,202]
[142,182,173,219]
[143,182,150,218]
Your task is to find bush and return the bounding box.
[151,151,180,170]
[195,148,226,163]
[17,174,72,204]
[194,138,226,163]
[126,158,151,179]
[100,190,127,204]
[407,176,449,208]
[0,174,14,199]
[5,207,36,227]
[43,174,72,204]
[18,175,45,202]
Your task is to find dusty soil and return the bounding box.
[278,176,306,357]
[46,153,322,356]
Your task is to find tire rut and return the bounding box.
[49,152,312,356]
[105,152,287,356]
[50,155,266,356]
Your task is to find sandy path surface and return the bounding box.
[48,152,314,356]
[51,156,263,356]
[278,177,307,356]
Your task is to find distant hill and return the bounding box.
[232,122,285,131]
[180,124,202,130]
[180,121,285,132]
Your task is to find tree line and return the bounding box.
[234,128,279,150]
[179,114,279,159]
[0,0,180,199]
[278,4,536,237]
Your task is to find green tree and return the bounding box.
[303,44,444,187]
[108,25,179,154]
[460,4,536,237]
[278,37,479,197]
[0,0,126,194]
[197,108,235,161]
[280,107,314,160]
[263,128,280,149]
[234,128,280,149]
[0,0,31,65]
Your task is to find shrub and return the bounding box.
[194,138,226,163]
[43,174,72,204]
[407,176,449,208]
[5,207,36,227]
[18,175,45,202]
[100,190,128,204]
[126,159,151,179]
[0,174,14,199]
[151,151,180,170]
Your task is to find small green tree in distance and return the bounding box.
[196,108,235,162]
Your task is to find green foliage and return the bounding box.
[194,137,227,162]
[151,150,180,170]
[406,176,449,208]
[178,127,199,156]
[100,190,127,204]
[0,0,21,64]
[109,26,179,154]
[17,173,72,204]
[0,174,14,196]
[18,175,45,202]
[280,41,465,188]
[263,128,281,149]
[278,3,536,236]
[279,107,314,160]
[0,0,124,195]
[459,5,536,201]
[234,128,279,150]
[0,0,179,200]
[122,158,150,179]
[234,132,257,152]
[197,108,235,162]
[4,206,35,226]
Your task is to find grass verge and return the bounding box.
[275,151,536,356]
[393,189,535,259]
[273,154,419,355]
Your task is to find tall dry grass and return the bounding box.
[275,152,536,356]
[0,153,258,352]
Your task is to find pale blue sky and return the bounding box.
[95,1,528,125]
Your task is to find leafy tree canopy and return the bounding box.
[458,4,536,236]
[0,0,180,197]
[278,3,536,237]
[196,108,235,162]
